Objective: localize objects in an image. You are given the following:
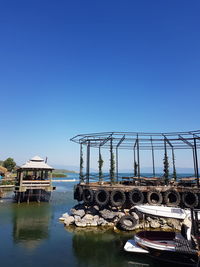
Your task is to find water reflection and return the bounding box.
[12,203,51,250]
[69,226,153,267]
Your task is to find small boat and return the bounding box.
[134,205,192,219]
[124,209,200,266]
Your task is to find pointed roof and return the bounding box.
[31,156,44,162]
[19,156,54,170]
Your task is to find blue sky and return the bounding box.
[0,0,200,170]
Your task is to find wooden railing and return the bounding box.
[21,180,51,187]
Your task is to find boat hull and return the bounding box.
[134,231,198,266]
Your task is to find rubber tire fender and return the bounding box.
[74,185,83,201]
[117,215,138,231]
[110,190,126,207]
[164,189,180,207]
[82,188,94,204]
[94,189,110,207]
[182,191,198,208]
[147,189,163,205]
[128,189,144,205]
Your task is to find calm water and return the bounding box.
[0,174,161,267]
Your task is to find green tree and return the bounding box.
[110,139,115,183]
[163,152,169,184]
[98,151,104,181]
[172,148,177,181]
[3,158,16,172]
[134,161,138,177]
[80,146,84,182]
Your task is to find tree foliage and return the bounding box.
[80,146,84,182]
[3,158,16,172]
[98,151,104,181]
[134,161,138,177]
[163,152,169,184]
[110,139,115,183]
[172,152,177,181]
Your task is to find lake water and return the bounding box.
[0,173,166,267]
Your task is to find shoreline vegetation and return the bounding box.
[52,169,77,178]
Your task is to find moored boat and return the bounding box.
[124,209,200,266]
[134,205,200,220]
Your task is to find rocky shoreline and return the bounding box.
[59,203,182,231]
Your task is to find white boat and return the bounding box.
[134,205,189,219]
[124,209,200,266]
[124,239,149,254]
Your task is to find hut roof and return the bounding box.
[19,156,54,170]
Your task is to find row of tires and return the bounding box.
[74,186,200,208]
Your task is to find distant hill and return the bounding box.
[53,169,77,174]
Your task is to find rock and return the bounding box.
[75,221,87,227]
[146,217,153,222]
[97,218,108,226]
[107,222,114,226]
[74,215,81,222]
[62,212,69,218]
[64,216,75,226]
[150,220,160,229]
[161,224,171,230]
[71,209,85,218]
[89,221,98,227]
[100,209,118,220]
[159,218,167,224]
[82,214,94,221]
[167,218,180,230]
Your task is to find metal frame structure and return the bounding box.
[71,130,200,186]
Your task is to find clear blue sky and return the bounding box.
[0,0,200,169]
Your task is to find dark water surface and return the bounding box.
[0,174,156,267]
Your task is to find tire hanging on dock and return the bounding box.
[110,190,126,207]
[94,189,110,207]
[74,185,83,201]
[182,191,198,208]
[82,188,94,204]
[147,189,163,205]
[117,215,138,231]
[164,189,180,207]
[128,189,144,205]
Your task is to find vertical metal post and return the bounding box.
[137,135,140,179]
[171,147,176,179]
[79,143,83,182]
[151,137,155,177]
[193,148,197,178]
[194,138,199,188]
[116,147,118,183]
[86,141,90,184]
[133,147,136,177]
[98,146,101,182]
[110,137,115,183]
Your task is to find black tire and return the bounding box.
[82,188,94,204]
[128,189,144,205]
[74,185,83,201]
[94,189,110,207]
[164,189,180,207]
[110,190,126,207]
[182,191,198,208]
[147,189,163,205]
[117,215,138,231]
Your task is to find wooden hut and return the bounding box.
[15,156,55,203]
